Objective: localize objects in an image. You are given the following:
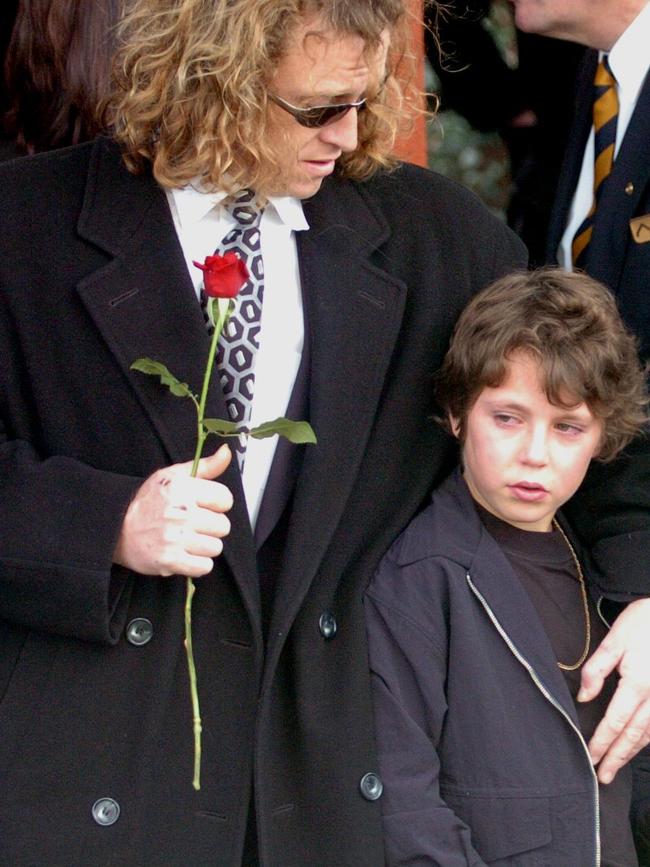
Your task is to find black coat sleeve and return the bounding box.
[565,434,650,597]
[0,293,141,643]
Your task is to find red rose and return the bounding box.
[193,252,249,298]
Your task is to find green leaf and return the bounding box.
[249,417,317,444]
[131,358,195,400]
[203,418,240,436]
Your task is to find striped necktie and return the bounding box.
[571,56,619,267]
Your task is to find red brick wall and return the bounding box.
[393,0,427,167]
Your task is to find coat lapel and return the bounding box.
[545,50,594,263]
[72,138,261,629]
[431,475,578,721]
[266,176,407,642]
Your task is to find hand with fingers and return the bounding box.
[578,597,650,783]
[113,444,233,578]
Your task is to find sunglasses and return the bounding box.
[268,93,368,128]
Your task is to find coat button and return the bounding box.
[126,618,153,646]
[359,772,383,801]
[625,181,634,195]
[92,798,120,826]
[318,612,337,639]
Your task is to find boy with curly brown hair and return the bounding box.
[366,268,648,865]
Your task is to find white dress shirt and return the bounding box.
[165,185,309,529]
[558,2,650,268]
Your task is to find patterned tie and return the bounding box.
[201,189,265,471]
[572,56,619,267]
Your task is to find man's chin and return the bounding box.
[270,175,326,200]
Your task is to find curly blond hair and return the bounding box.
[105,0,423,191]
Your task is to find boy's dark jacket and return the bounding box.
[365,469,606,866]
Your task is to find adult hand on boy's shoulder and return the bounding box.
[578,598,650,783]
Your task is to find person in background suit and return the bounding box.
[511,0,650,360]
[1,0,121,159]
[511,0,650,859]
[0,1,649,864]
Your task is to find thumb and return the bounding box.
[578,639,621,702]
[195,443,232,480]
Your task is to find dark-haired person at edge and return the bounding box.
[1,1,650,864]
[1,0,121,160]
[0,0,18,154]
[510,0,650,858]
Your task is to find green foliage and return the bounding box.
[131,358,196,401]
[202,418,240,436]
[250,418,317,444]
[202,416,317,444]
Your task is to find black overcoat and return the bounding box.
[0,137,525,865]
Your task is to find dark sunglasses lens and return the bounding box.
[298,100,367,128]
[297,104,352,128]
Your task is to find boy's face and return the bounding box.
[452,350,603,532]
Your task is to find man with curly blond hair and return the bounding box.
[1,1,650,864]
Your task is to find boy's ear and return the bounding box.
[449,415,461,438]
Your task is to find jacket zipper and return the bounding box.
[466,573,601,867]
[596,595,612,629]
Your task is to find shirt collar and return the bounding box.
[270,195,310,232]
[607,1,650,102]
[168,182,309,232]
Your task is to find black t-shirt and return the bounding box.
[478,504,637,867]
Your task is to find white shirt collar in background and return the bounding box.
[558,3,650,269]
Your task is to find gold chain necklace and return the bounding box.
[552,518,591,671]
